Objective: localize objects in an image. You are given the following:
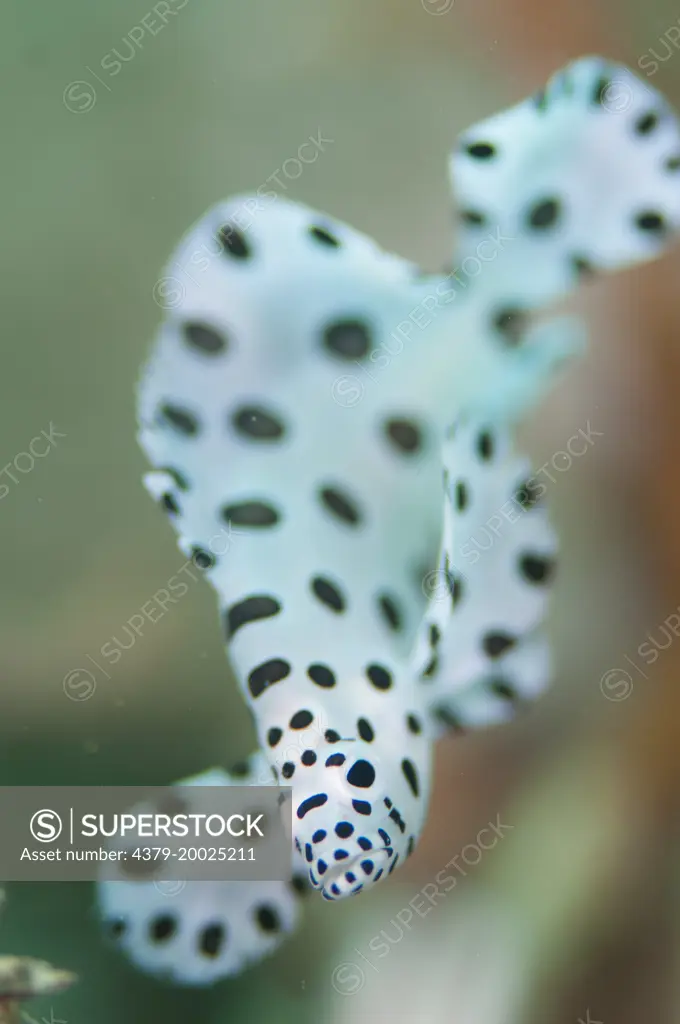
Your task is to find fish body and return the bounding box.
[98,57,680,982]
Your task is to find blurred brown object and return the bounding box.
[627,254,680,823]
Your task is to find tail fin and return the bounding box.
[451,57,680,310]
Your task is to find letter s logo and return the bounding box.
[30,809,63,842]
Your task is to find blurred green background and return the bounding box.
[4,0,680,1020]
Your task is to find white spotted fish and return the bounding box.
[98,57,680,982]
[97,758,309,984]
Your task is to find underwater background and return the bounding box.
[3,0,680,1020]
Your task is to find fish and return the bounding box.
[97,57,680,982]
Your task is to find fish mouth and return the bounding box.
[309,832,394,901]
